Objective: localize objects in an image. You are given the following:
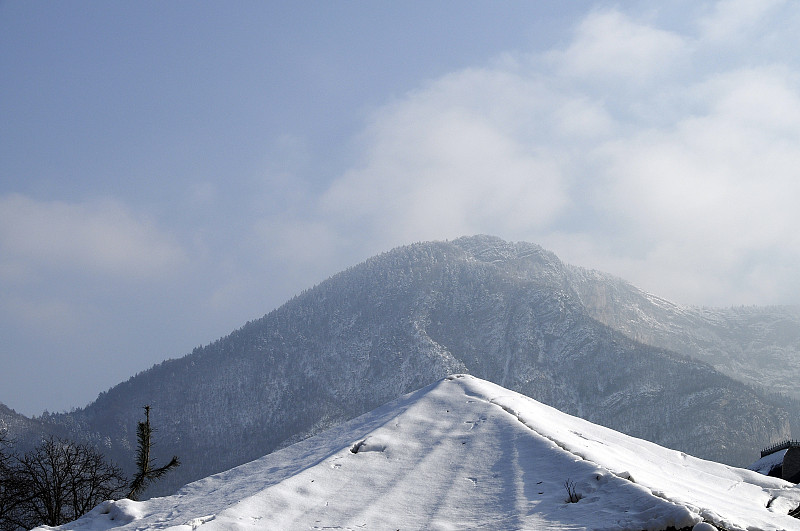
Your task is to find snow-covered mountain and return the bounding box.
[42,376,800,531]
[570,268,800,401]
[9,236,798,498]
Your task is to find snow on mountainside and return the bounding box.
[570,267,800,400]
[11,236,797,498]
[43,376,800,531]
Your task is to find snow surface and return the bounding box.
[38,375,800,531]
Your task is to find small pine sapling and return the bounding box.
[127,405,180,500]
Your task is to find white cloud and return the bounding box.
[700,67,800,133]
[551,9,689,84]
[698,0,785,42]
[320,68,571,251]
[553,97,615,139]
[0,194,186,281]
[309,3,800,306]
[586,63,800,303]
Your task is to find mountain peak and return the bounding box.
[13,236,799,501]
[451,234,560,265]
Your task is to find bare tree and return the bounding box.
[0,432,25,531]
[127,405,179,501]
[3,437,126,530]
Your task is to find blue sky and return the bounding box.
[2,0,799,416]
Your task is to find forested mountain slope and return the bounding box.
[6,236,795,498]
[570,267,800,400]
[0,403,65,449]
[24,236,787,497]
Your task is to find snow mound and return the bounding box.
[42,375,800,531]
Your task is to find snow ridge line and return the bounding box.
[477,387,798,531]
[475,391,710,528]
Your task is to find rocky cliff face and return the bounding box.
[11,236,794,497]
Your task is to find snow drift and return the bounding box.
[41,375,800,531]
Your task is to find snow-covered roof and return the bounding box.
[750,449,789,476]
[42,375,800,531]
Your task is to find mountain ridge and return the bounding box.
[568,263,800,400]
[6,235,798,497]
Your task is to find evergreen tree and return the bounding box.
[127,406,179,501]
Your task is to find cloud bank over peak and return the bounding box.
[295,3,800,306]
[322,69,570,245]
